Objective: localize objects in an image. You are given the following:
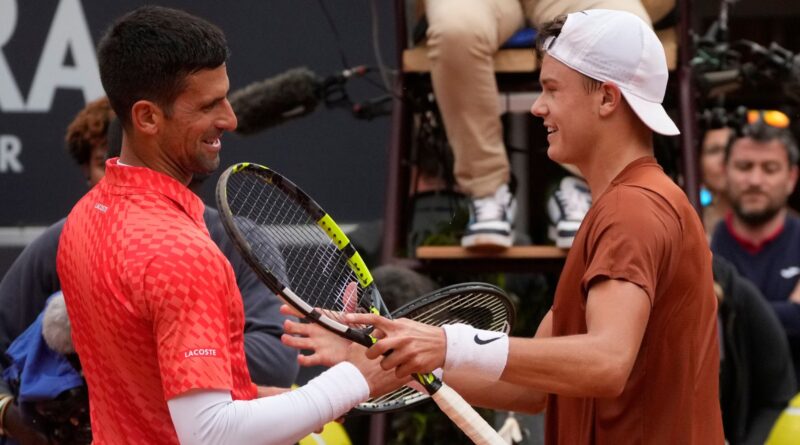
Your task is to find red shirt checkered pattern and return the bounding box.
[57,159,256,444]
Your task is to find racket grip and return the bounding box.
[430,382,506,445]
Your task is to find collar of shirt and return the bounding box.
[724,211,785,255]
[103,157,206,225]
[609,156,662,186]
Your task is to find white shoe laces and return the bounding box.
[472,185,512,223]
[555,178,591,220]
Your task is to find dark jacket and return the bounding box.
[715,256,797,445]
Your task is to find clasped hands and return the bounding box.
[279,305,448,392]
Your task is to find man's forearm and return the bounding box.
[444,369,547,414]
[169,362,368,445]
[500,333,635,398]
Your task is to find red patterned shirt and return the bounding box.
[57,159,256,444]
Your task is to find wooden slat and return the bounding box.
[403,47,537,73]
[402,29,676,73]
[416,245,567,259]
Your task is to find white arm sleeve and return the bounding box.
[168,362,369,445]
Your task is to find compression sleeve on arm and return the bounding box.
[168,362,369,445]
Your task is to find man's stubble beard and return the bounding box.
[732,199,785,228]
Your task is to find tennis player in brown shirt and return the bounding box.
[283,8,724,444]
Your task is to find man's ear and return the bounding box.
[598,83,623,117]
[130,100,163,136]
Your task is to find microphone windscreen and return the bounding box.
[42,291,75,355]
[230,67,323,135]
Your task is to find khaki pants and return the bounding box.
[424,0,651,197]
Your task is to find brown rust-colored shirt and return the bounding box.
[545,157,724,444]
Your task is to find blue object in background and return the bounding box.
[3,293,83,402]
[502,27,537,48]
[700,186,713,207]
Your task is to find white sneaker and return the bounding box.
[461,184,516,250]
[547,176,591,248]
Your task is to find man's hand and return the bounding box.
[279,305,409,397]
[344,313,447,378]
[3,401,51,445]
[344,342,411,398]
[280,305,351,367]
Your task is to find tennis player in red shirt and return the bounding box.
[57,6,404,445]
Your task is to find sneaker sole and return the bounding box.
[461,233,513,250]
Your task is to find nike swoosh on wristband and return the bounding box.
[474,334,503,345]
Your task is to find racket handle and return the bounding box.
[430,382,506,445]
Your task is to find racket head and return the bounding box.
[352,282,516,414]
[215,162,390,346]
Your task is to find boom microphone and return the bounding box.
[229,67,323,135]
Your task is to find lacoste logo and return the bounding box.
[781,267,800,279]
[474,334,503,345]
[184,348,218,358]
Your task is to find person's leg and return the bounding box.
[523,0,651,28]
[425,0,524,249]
[425,0,523,198]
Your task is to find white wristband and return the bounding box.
[443,323,508,381]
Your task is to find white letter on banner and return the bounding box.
[26,0,103,112]
[0,135,23,173]
[0,0,25,112]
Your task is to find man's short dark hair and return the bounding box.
[724,120,800,165]
[535,15,567,61]
[97,6,230,127]
[534,14,602,94]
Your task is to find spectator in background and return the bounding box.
[701,127,734,236]
[65,97,115,187]
[710,109,800,383]
[420,0,674,249]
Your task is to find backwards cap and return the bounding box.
[543,9,679,135]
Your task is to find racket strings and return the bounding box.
[226,172,374,317]
[360,291,514,408]
[407,292,512,333]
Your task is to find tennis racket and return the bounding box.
[216,162,506,445]
[354,282,515,414]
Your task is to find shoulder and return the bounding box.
[25,218,66,255]
[592,185,680,230]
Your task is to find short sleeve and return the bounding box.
[580,187,682,305]
[143,237,237,399]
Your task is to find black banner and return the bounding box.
[0,0,393,226]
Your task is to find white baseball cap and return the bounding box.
[542,9,680,136]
